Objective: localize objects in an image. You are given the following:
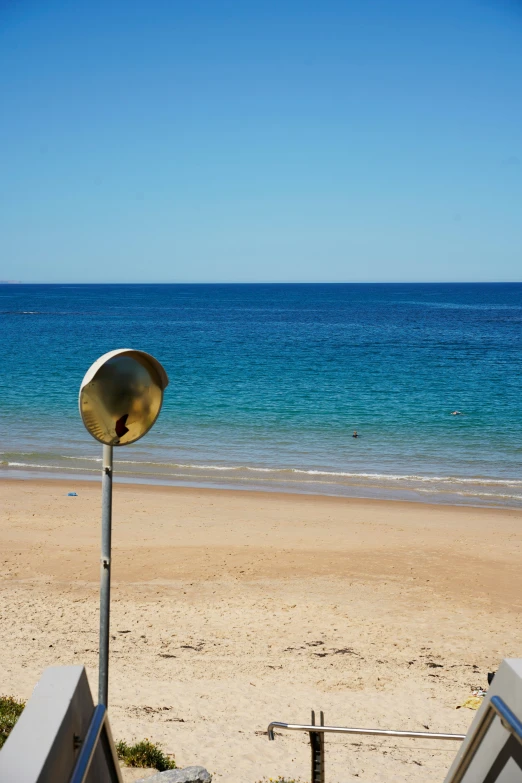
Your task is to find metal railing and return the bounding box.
[69,704,123,783]
[268,718,467,743]
[447,695,522,783]
[268,710,466,783]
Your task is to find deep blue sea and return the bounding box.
[1,283,521,506]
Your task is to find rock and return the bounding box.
[136,767,212,783]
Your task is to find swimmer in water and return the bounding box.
[353,431,358,438]
[451,411,463,416]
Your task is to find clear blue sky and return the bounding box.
[1,0,521,282]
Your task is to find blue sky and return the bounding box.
[1,0,521,282]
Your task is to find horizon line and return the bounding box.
[2,280,522,286]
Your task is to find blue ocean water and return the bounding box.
[1,283,521,506]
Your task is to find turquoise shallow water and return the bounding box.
[1,283,521,506]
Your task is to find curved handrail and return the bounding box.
[491,695,522,741]
[70,704,107,783]
[267,720,466,742]
[69,704,123,783]
[447,695,522,783]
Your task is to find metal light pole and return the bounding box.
[79,349,168,707]
[99,443,113,707]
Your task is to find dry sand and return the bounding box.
[1,479,521,782]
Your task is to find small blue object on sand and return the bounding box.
[67,492,78,497]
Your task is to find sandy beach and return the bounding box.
[1,479,521,782]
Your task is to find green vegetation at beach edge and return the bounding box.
[116,739,176,770]
[0,697,175,770]
[0,696,25,750]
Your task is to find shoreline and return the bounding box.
[2,473,516,508]
[1,469,521,510]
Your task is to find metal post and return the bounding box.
[310,710,325,783]
[98,444,113,707]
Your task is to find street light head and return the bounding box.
[79,349,169,446]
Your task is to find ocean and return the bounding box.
[1,283,521,507]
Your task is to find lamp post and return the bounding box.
[79,349,169,707]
